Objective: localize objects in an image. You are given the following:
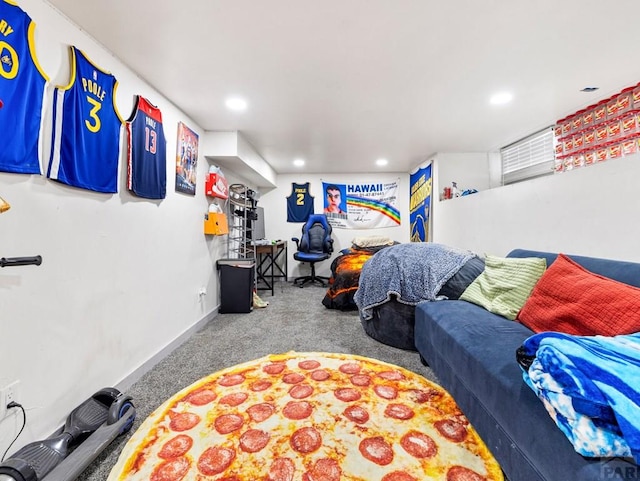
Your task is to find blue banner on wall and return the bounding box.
[409,163,432,242]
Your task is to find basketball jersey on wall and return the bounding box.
[47,46,123,193]
[286,182,314,222]
[0,0,49,174]
[126,95,167,199]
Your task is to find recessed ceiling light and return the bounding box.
[490,92,513,105]
[375,158,388,166]
[293,159,305,167]
[580,87,599,92]
[225,97,247,111]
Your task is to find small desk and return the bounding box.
[255,240,287,296]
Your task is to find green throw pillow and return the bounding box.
[459,254,547,320]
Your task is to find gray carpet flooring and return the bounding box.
[78,281,437,480]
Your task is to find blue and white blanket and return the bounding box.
[353,243,475,319]
[520,331,640,462]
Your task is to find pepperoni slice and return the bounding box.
[310,369,330,381]
[385,403,414,420]
[302,458,341,481]
[198,446,236,476]
[283,372,305,384]
[374,385,398,400]
[169,412,201,432]
[263,362,286,375]
[289,384,313,399]
[359,437,393,465]
[382,472,418,481]
[446,466,486,481]
[283,401,313,420]
[339,362,361,374]
[150,456,190,481]
[290,427,322,454]
[218,374,245,386]
[343,405,370,424]
[158,434,193,459]
[350,374,371,386]
[268,458,295,481]
[250,380,272,391]
[435,419,468,442]
[298,360,321,370]
[247,403,275,423]
[400,431,437,458]
[219,392,248,406]
[239,429,271,453]
[183,388,217,406]
[378,370,406,381]
[214,414,244,434]
[408,388,440,404]
[334,388,361,402]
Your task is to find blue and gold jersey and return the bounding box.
[287,182,314,222]
[0,0,49,174]
[47,46,123,193]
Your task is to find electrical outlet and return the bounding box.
[0,380,21,420]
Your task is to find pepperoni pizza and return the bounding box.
[108,352,503,481]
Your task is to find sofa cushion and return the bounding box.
[414,299,622,481]
[517,253,640,336]
[459,254,546,320]
[438,256,486,300]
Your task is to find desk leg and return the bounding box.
[270,245,275,296]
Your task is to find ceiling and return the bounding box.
[46,0,640,175]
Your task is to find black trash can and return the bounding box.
[217,258,255,313]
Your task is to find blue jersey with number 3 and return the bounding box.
[47,46,122,193]
[0,0,49,174]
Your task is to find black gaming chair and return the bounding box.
[291,214,334,287]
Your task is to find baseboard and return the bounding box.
[114,306,219,393]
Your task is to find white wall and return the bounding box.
[432,152,640,262]
[259,173,411,279]
[0,0,226,449]
[434,152,492,199]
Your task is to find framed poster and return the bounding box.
[175,122,198,195]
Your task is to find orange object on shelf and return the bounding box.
[633,83,640,109]
[621,135,639,156]
[596,144,609,162]
[606,95,620,119]
[204,212,229,235]
[609,142,623,159]
[571,110,584,133]
[618,87,634,114]
[582,107,595,129]
[583,129,596,147]
[594,100,608,124]
[584,150,596,165]
[607,118,622,140]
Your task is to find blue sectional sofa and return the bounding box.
[414,249,640,481]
